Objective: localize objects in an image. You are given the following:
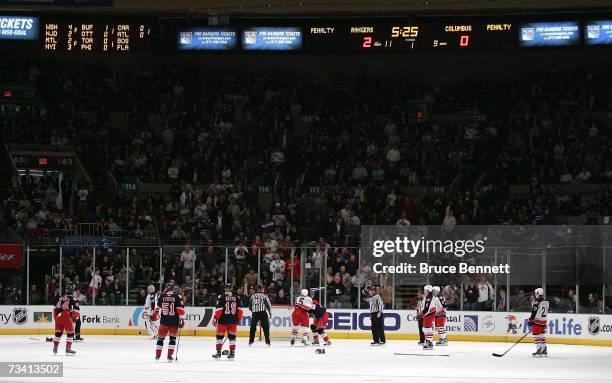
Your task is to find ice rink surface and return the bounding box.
[1,335,611,383]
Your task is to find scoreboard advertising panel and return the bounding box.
[3,14,612,53]
[0,16,38,40]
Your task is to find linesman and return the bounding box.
[368,284,386,345]
[248,285,272,345]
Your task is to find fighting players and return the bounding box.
[212,284,243,360]
[144,284,160,339]
[290,289,314,346]
[309,298,331,353]
[530,287,549,357]
[52,285,79,355]
[432,286,448,346]
[420,284,441,350]
[150,283,185,362]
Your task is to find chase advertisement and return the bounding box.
[519,22,580,47]
[0,16,38,40]
[1,306,611,344]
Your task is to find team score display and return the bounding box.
[391,26,419,38]
[432,35,470,48]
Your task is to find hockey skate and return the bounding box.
[74,336,84,342]
[301,337,310,346]
[540,347,547,357]
[423,341,434,350]
[323,340,332,346]
[290,338,295,346]
[65,347,76,355]
[436,339,448,346]
[53,344,58,355]
[167,355,174,362]
[371,341,381,346]
[532,349,542,357]
[155,355,160,361]
[227,350,235,360]
[312,339,320,346]
[212,350,222,359]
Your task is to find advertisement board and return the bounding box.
[1,306,610,346]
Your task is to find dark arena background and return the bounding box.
[0,0,611,382]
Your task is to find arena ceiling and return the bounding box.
[2,0,612,15]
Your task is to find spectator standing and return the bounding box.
[180,244,195,279]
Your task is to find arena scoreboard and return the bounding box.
[1,13,612,53]
[41,18,151,52]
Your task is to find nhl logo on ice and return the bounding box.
[12,307,27,325]
[588,316,600,336]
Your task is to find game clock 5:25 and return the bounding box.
[390,26,419,38]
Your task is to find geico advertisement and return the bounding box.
[1,305,611,340]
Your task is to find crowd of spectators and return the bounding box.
[0,58,610,312]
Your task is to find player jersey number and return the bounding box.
[538,305,548,318]
[224,301,237,315]
[162,303,175,316]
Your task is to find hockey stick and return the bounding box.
[492,332,530,357]
[221,336,230,355]
[175,327,182,361]
[394,353,449,357]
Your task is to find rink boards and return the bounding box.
[1,305,611,346]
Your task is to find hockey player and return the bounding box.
[212,284,243,360]
[73,289,84,342]
[420,285,441,350]
[309,299,331,353]
[529,287,549,357]
[290,289,314,346]
[150,283,185,362]
[416,291,425,346]
[144,285,160,339]
[52,285,79,355]
[432,286,448,346]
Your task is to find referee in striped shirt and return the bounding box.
[248,285,272,345]
[368,285,386,345]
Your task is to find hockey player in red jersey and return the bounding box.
[309,299,331,352]
[432,286,448,346]
[52,285,79,355]
[212,284,243,360]
[150,283,186,362]
[420,285,441,350]
[529,287,549,357]
[291,289,314,346]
